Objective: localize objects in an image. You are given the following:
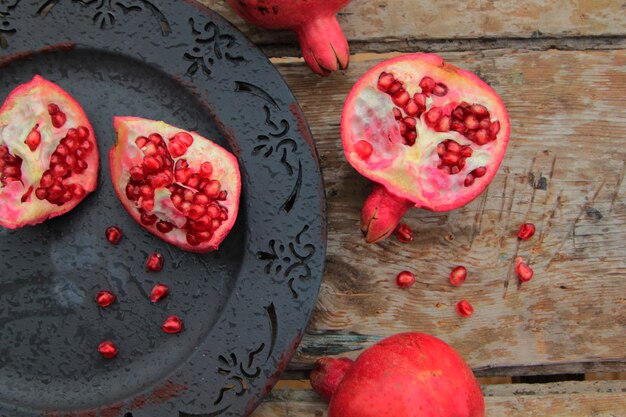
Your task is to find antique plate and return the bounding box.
[0,1,326,416]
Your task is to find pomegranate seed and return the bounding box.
[470,104,488,118]
[396,271,415,289]
[479,118,491,129]
[404,99,419,116]
[354,140,373,159]
[130,166,144,181]
[48,103,59,114]
[35,188,47,199]
[432,83,448,96]
[490,120,501,136]
[204,180,221,198]
[25,128,41,151]
[475,129,490,145]
[51,112,66,128]
[472,167,487,178]
[146,252,164,272]
[135,136,148,148]
[425,107,442,126]
[464,115,479,130]
[186,174,201,189]
[451,120,465,133]
[172,132,193,146]
[186,233,200,246]
[392,107,402,120]
[449,266,467,287]
[464,174,475,187]
[98,341,118,359]
[394,223,413,243]
[388,81,403,95]
[105,226,123,244]
[200,162,213,178]
[405,132,417,146]
[71,184,85,198]
[392,90,410,107]
[156,221,174,233]
[456,300,474,318]
[517,223,536,240]
[419,76,435,94]
[95,290,116,307]
[77,126,90,140]
[162,315,184,333]
[168,140,187,158]
[377,72,394,92]
[149,133,164,145]
[140,212,157,226]
[515,257,534,282]
[436,116,451,132]
[150,283,169,303]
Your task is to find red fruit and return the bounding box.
[150,283,169,303]
[393,223,413,243]
[146,252,164,272]
[0,76,99,229]
[95,290,116,307]
[395,271,415,288]
[162,315,184,334]
[98,341,118,359]
[310,332,484,417]
[342,54,510,242]
[515,256,534,282]
[518,223,536,240]
[227,0,352,76]
[110,117,241,253]
[105,226,123,245]
[450,265,467,287]
[456,300,474,318]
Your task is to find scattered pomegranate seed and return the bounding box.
[98,341,118,359]
[396,271,415,288]
[517,223,536,240]
[95,290,116,307]
[105,226,123,245]
[449,266,467,287]
[515,257,534,282]
[162,315,184,334]
[394,223,413,243]
[146,252,164,272]
[150,283,169,303]
[455,300,474,318]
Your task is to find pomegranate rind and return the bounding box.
[110,117,241,253]
[341,53,510,212]
[0,75,99,229]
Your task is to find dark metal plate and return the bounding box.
[0,1,326,416]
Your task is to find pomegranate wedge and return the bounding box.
[110,117,241,253]
[0,76,99,228]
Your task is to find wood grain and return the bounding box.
[268,49,626,375]
[200,1,626,54]
[251,381,626,417]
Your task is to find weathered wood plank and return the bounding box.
[251,381,626,417]
[271,50,626,374]
[200,1,626,54]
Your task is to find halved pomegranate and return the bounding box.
[0,76,99,228]
[341,54,510,243]
[110,117,241,253]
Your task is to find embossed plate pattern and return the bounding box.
[0,1,326,416]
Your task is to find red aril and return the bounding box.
[456,300,474,318]
[145,252,164,272]
[0,76,99,228]
[393,223,413,243]
[395,270,415,288]
[110,117,241,253]
[227,0,352,76]
[95,290,116,307]
[162,315,184,334]
[310,332,484,417]
[515,257,534,282]
[150,283,169,303]
[518,223,536,240]
[105,226,123,245]
[98,341,118,359]
[450,265,467,287]
[342,54,510,242]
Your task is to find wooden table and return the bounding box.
[204,1,626,415]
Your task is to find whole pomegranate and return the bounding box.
[227,0,352,76]
[311,332,484,417]
[341,54,510,242]
[109,117,241,253]
[0,75,99,228]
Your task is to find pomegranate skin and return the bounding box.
[314,333,484,417]
[227,0,352,76]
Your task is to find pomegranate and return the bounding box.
[110,117,241,253]
[95,290,116,307]
[145,252,164,272]
[227,0,352,76]
[150,283,169,303]
[0,76,99,228]
[105,225,123,244]
[311,332,484,417]
[341,54,510,242]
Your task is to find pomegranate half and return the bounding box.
[341,54,510,242]
[110,117,241,253]
[311,332,485,417]
[227,0,352,76]
[0,75,99,229]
